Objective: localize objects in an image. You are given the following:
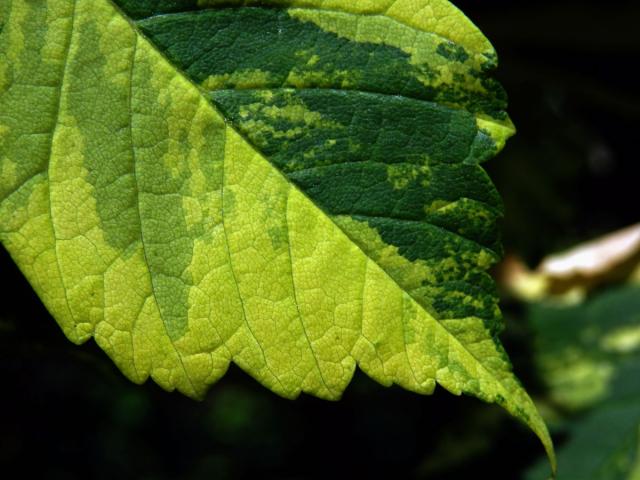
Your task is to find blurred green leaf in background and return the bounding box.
[526,285,640,480]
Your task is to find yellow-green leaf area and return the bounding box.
[0,0,554,473]
[131,4,512,334]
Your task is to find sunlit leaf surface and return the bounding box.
[0,0,552,466]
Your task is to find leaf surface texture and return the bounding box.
[0,0,552,463]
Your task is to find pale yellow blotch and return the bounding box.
[202,69,276,91]
[601,324,640,354]
[293,50,321,67]
[202,72,231,90]
[0,60,8,93]
[238,100,341,141]
[261,103,340,128]
[240,119,300,140]
[1,2,27,89]
[386,163,428,190]
[182,96,225,232]
[154,74,201,180]
[476,115,516,153]
[0,151,17,186]
[97,6,137,90]
[476,248,497,270]
[285,68,355,89]
[257,89,275,102]
[182,196,203,229]
[50,119,94,239]
[184,220,239,354]
[424,199,452,214]
[43,2,76,67]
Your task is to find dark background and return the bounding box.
[1,1,638,478]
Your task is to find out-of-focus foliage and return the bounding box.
[498,225,640,303]
[526,286,640,479]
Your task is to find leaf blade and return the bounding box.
[0,0,554,470]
